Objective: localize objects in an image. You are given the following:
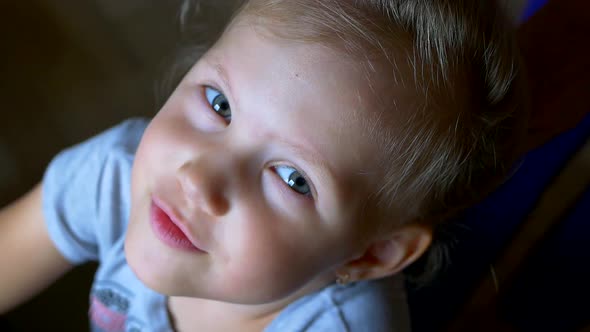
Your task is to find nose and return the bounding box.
[176,156,230,217]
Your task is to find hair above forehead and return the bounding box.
[177,0,526,283]
[238,0,525,224]
[241,0,412,59]
[241,0,517,105]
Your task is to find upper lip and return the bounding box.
[151,195,208,252]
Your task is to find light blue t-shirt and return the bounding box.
[42,119,411,332]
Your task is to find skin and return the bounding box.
[124,16,431,331]
[0,185,73,314]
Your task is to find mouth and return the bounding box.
[149,197,207,253]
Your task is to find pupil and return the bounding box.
[295,177,306,187]
[285,170,310,195]
[213,95,229,114]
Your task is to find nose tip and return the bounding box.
[177,160,230,217]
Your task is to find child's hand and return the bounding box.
[0,183,72,313]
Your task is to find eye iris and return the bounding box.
[212,94,231,118]
[288,172,310,194]
[274,165,312,196]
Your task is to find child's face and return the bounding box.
[125,18,394,304]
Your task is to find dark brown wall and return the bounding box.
[0,1,185,330]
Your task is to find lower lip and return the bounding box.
[149,201,203,252]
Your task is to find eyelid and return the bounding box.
[200,85,230,125]
[270,162,317,201]
[205,86,219,102]
[203,85,224,105]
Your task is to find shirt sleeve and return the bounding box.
[42,118,148,264]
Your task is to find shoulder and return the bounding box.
[46,118,148,180]
[267,276,411,332]
[42,118,150,264]
[75,117,149,158]
[44,117,149,202]
[101,118,149,152]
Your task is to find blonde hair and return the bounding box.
[239,0,526,217]
[177,0,528,281]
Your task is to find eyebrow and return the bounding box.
[205,58,338,201]
[209,60,235,102]
[272,134,338,200]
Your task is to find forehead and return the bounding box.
[200,19,402,214]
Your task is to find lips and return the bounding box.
[149,198,206,253]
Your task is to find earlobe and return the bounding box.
[338,224,433,282]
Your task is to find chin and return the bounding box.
[124,232,204,298]
[126,251,180,295]
[124,231,170,294]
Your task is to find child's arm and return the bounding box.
[0,183,73,314]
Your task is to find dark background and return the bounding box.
[0,1,190,330]
[0,1,238,329]
[3,0,588,331]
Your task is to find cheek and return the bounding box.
[125,197,160,288]
[224,240,316,301]
[131,116,185,198]
[217,211,336,301]
[131,125,162,192]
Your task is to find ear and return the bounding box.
[338,224,432,282]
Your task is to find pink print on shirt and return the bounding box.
[89,287,131,332]
[90,296,127,331]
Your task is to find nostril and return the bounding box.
[208,193,230,217]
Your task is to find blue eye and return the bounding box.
[275,165,311,195]
[205,87,231,122]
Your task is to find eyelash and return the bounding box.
[200,85,317,201]
[269,166,316,206]
[204,86,231,124]
[271,164,316,199]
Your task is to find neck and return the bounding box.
[168,275,333,332]
[168,297,279,332]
